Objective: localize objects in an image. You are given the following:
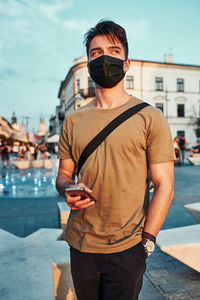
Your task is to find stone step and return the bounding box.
[57,202,70,230]
[0,228,74,300]
[156,224,200,272]
[53,262,76,300]
[184,202,200,223]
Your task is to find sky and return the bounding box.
[0,0,200,133]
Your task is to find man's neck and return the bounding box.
[95,82,131,109]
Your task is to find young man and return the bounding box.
[56,20,175,300]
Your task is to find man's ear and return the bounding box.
[124,59,130,72]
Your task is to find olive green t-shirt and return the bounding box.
[58,96,175,253]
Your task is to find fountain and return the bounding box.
[0,158,59,198]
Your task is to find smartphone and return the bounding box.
[65,187,97,202]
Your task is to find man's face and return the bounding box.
[88,35,130,72]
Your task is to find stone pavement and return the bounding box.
[0,164,200,299]
[141,165,200,300]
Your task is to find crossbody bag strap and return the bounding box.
[77,102,150,176]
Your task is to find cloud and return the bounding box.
[63,19,90,32]
[0,68,19,80]
[0,0,83,53]
[30,77,60,83]
[39,0,74,22]
[31,78,38,83]
[124,19,149,40]
[46,77,60,83]
[0,40,3,51]
[0,0,26,16]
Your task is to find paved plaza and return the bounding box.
[0,163,200,299]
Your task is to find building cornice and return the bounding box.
[131,59,200,70]
[58,61,88,98]
[58,57,200,98]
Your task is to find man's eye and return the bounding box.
[111,49,120,54]
[91,51,100,57]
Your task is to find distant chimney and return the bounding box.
[164,54,173,64]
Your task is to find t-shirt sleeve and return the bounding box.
[146,110,176,164]
[57,117,72,160]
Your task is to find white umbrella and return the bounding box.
[46,134,59,143]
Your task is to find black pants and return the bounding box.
[70,242,147,300]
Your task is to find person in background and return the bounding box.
[12,143,19,161]
[0,141,10,168]
[39,142,48,159]
[178,135,188,165]
[26,143,32,161]
[18,142,27,161]
[29,143,36,160]
[35,144,39,160]
[56,20,175,300]
[53,143,59,155]
[173,137,181,165]
[190,141,200,155]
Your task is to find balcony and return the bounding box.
[80,87,96,98]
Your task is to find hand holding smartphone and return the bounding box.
[65,187,97,203]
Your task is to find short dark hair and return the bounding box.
[84,20,129,59]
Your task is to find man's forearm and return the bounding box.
[56,174,74,198]
[144,181,174,237]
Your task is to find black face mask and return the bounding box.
[88,55,126,88]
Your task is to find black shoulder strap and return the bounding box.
[77,102,150,176]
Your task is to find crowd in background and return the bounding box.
[1,136,200,169]
[173,135,200,166]
[0,141,58,169]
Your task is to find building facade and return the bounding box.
[51,55,200,146]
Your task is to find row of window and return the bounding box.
[155,77,184,92]
[156,103,185,117]
[126,76,185,92]
[76,77,192,92]
[75,78,200,118]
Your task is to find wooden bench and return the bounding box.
[184,202,200,223]
[156,224,200,273]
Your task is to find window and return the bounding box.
[177,130,185,138]
[155,77,163,91]
[177,104,185,117]
[88,77,95,88]
[76,79,80,92]
[126,76,134,89]
[155,103,164,112]
[177,78,184,92]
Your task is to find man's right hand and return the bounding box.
[56,158,96,210]
[65,183,95,210]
